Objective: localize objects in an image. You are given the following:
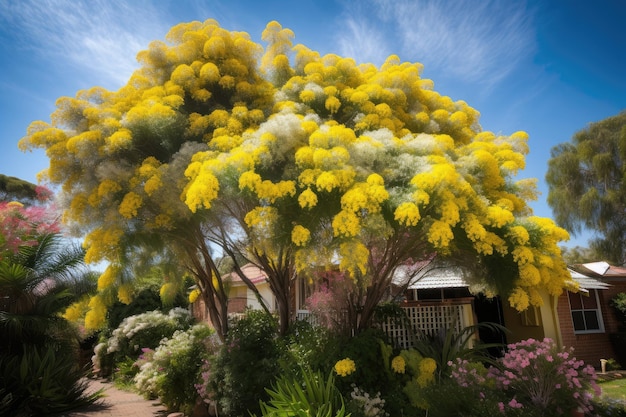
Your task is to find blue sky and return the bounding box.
[0,0,624,247]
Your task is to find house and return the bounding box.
[191,259,626,370]
[394,261,626,367]
[557,262,626,367]
[388,267,564,351]
[190,263,275,323]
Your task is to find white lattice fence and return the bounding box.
[381,303,473,349]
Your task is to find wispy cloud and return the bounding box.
[337,16,391,66]
[0,0,169,88]
[338,0,535,88]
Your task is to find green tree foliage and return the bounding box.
[560,245,598,265]
[546,111,626,265]
[0,201,100,415]
[0,174,45,204]
[20,20,571,338]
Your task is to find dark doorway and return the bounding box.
[474,294,507,357]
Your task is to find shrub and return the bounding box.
[255,367,348,417]
[210,310,281,417]
[487,338,601,415]
[93,307,194,377]
[282,319,341,372]
[134,323,216,414]
[346,384,389,417]
[610,292,626,327]
[0,345,101,416]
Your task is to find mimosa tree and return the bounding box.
[20,20,571,338]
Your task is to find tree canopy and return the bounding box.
[0,174,49,204]
[19,20,571,337]
[546,111,626,265]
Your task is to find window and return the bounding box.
[568,289,604,333]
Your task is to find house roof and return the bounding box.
[570,261,626,282]
[225,264,268,286]
[402,266,610,293]
[406,268,469,290]
[567,268,611,292]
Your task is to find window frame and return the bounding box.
[568,289,605,334]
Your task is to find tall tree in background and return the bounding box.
[20,20,571,338]
[0,174,50,204]
[547,111,626,265]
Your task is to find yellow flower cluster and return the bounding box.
[97,266,117,290]
[85,295,107,330]
[188,288,201,303]
[332,210,361,237]
[291,225,311,247]
[184,169,220,213]
[334,358,356,377]
[417,357,437,387]
[239,170,296,203]
[118,284,133,305]
[391,355,406,374]
[394,202,421,226]
[119,191,143,219]
[298,188,318,209]
[63,298,89,322]
[339,241,369,278]
[83,227,123,264]
[427,220,454,249]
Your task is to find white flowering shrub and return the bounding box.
[134,324,217,414]
[92,308,194,377]
[347,384,389,417]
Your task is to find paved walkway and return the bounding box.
[64,378,170,417]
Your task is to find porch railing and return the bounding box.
[296,302,473,350]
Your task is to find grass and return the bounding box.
[599,378,626,404]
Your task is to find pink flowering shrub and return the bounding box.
[487,337,601,414]
[305,270,354,331]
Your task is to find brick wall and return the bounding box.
[557,290,618,368]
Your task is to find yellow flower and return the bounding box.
[334,358,356,377]
[189,288,201,303]
[325,96,341,114]
[118,284,133,304]
[291,225,311,247]
[394,202,421,226]
[332,210,360,237]
[97,266,117,290]
[417,357,437,387]
[118,191,143,219]
[427,220,453,249]
[391,355,406,374]
[316,171,339,192]
[298,188,318,209]
[85,295,107,330]
[508,287,530,311]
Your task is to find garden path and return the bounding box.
[63,378,169,417]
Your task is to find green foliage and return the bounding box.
[611,292,626,326]
[0,345,101,416]
[419,377,537,417]
[410,321,506,380]
[547,110,626,264]
[282,320,342,372]
[210,310,282,417]
[106,287,163,330]
[0,174,40,204]
[134,324,216,414]
[335,329,391,393]
[255,367,348,417]
[0,232,93,356]
[93,307,194,377]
